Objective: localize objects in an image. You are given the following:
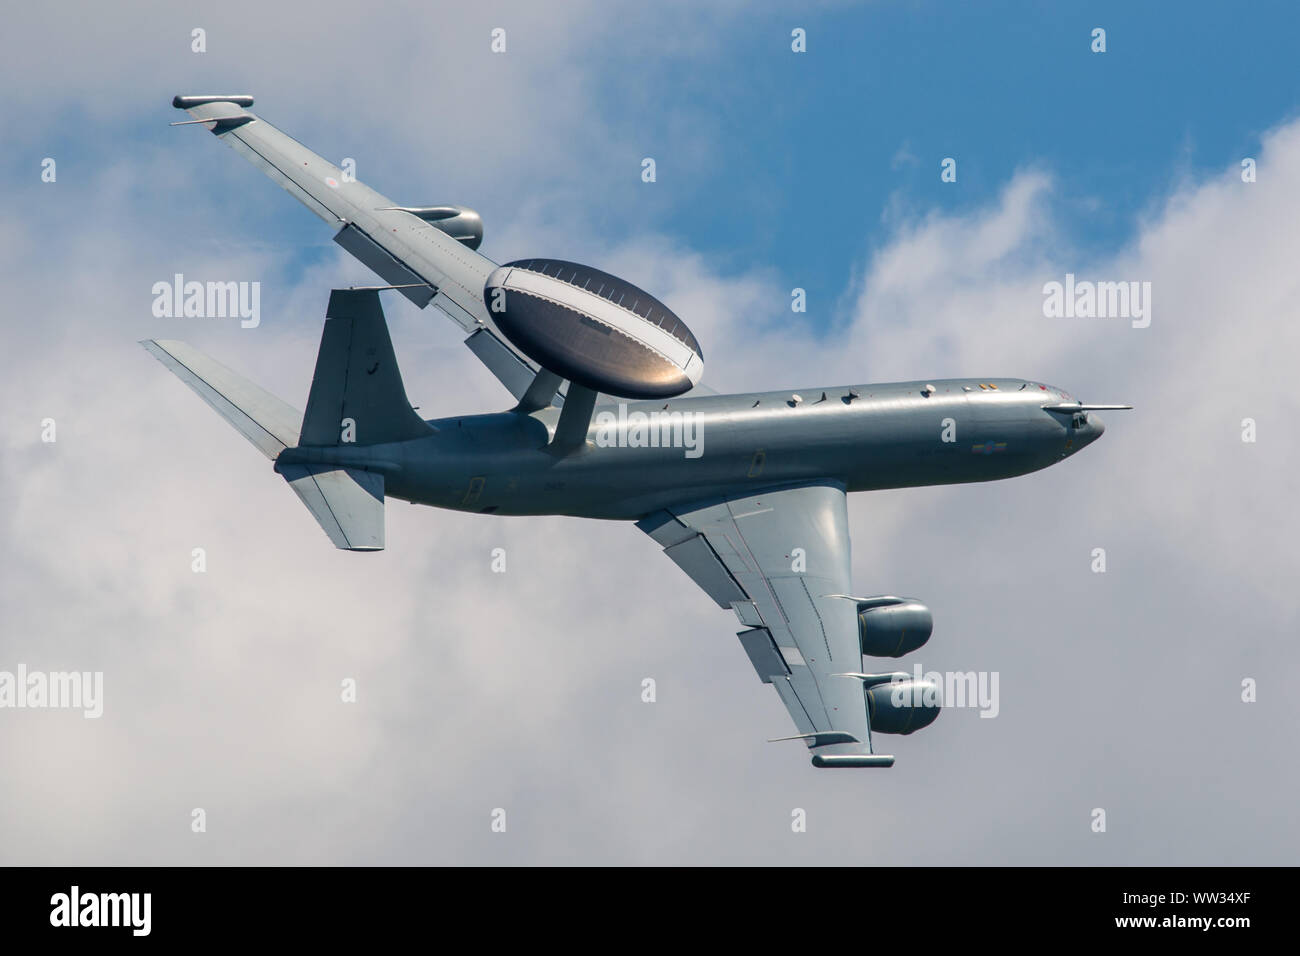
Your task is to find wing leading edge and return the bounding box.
[638,482,894,767]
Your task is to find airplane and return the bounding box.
[147,95,1130,768]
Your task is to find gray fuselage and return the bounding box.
[278,376,1105,520]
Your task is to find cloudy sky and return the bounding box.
[2,1,1297,864]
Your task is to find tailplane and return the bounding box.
[276,464,385,551]
[143,289,431,551]
[141,339,301,458]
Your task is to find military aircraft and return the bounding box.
[147,95,1129,768]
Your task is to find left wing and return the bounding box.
[170,95,718,405]
[171,94,540,401]
[637,482,895,767]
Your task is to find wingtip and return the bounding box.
[171,94,255,110]
[811,754,895,768]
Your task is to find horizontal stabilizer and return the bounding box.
[145,338,387,551]
[277,464,385,551]
[141,339,301,458]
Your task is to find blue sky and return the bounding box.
[602,2,1300,309]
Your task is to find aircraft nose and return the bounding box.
[1057,410,1106,456]
[1074,413,1105,450]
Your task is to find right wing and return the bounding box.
[171,95,540,402]
[638,482,897,767]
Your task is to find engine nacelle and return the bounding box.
[382,205,483,249]
[866,679,941,735]
[858,599,933,657]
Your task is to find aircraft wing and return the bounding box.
[171,95,540,401]
[637,482,894,767]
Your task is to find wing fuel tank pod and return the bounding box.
[484,258,703,399]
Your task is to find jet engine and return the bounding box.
[857,598,933,657]
[866,678,941,735]
[381,205,484,249]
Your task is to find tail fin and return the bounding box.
[299,289,434,447]
[142,291,428,552]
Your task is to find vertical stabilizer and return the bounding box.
[299,289,434,447]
